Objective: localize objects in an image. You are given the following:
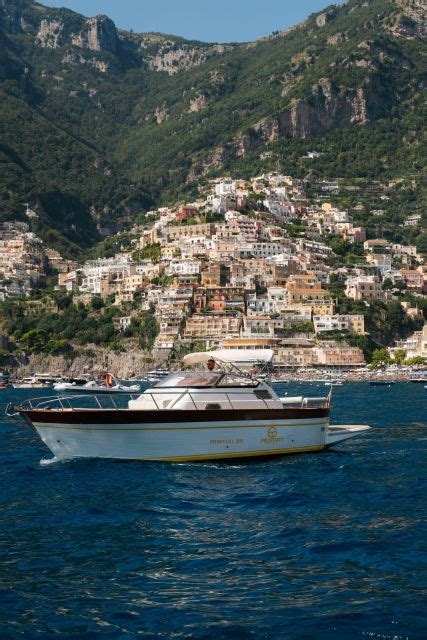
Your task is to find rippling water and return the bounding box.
[0,382,425,639]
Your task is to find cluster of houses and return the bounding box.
[1,173,425,367]
[0,221,78,300]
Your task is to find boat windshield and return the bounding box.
[154,372,222,388]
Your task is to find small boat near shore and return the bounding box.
[369,380,396,386]
[54,373,140,395]
[11,374,62,389]
[141,369,171,383]
[7,350,370,463]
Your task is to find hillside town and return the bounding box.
[0,173,425,374]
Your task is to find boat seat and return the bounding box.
[280,396,304,405]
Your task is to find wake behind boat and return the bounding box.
[54,372,140,394]
[8,350,370,463]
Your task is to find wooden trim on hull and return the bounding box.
[24,407,329,425]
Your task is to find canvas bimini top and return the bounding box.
[182,349,274,367]
[151,349,276,389]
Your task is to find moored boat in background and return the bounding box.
[54,372,140,394]
[11,373,61,389]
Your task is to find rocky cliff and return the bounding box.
[34,14,119,54]
[0,0,424,253]
[203,75,391,168]
[10,347,168,379]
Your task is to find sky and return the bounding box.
[41,0,332,43]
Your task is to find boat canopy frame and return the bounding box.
[182,349,274,385]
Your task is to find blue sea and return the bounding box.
[0,382,425,639]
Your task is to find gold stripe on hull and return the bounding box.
[34,420,327,432]
[135,445,325,462]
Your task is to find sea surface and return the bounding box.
[0,382,425,639]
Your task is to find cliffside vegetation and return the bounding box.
[0,293,159,357]
[0,0,425,254]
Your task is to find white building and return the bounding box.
[313,314,365,335]
[215,180,237,196]
[366,253,392,275]
[165,260,200,277]
[240,243,285,259]
[345,276,384,301]
[246,297,277,316]
[81,257,133,294]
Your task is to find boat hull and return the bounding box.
[23,407,331,461]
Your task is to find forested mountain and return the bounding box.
[0,0,425,254]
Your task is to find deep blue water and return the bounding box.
[0,382,425,639]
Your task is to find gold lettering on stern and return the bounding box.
[261,426,284,445]
[209,439,244,445]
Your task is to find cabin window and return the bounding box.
[254,390,272,400]
[155,373,222,388]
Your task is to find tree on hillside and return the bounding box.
[370,348,392,368]
[393,349,407,365]
[133,243,162,264]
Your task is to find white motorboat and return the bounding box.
[54,372,140,394]
[11,374,61,389]
[9,350,370,462]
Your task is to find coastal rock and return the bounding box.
[11,348,167,379]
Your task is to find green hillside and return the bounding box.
[0,0,425,254]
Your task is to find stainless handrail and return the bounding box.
[11,389,329,414]
[167,391,189,410]
[16,393,142,412]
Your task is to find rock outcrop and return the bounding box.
[61,49,115,73]
[187,93,208,113]
[395,0,426,36]
[33,13,119,55]
[147,42,232,75]
[35,18,68,48]
[72,15,119,53]
[202,77,383,171]
[154,103,169,124]
[315,8,337,28]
